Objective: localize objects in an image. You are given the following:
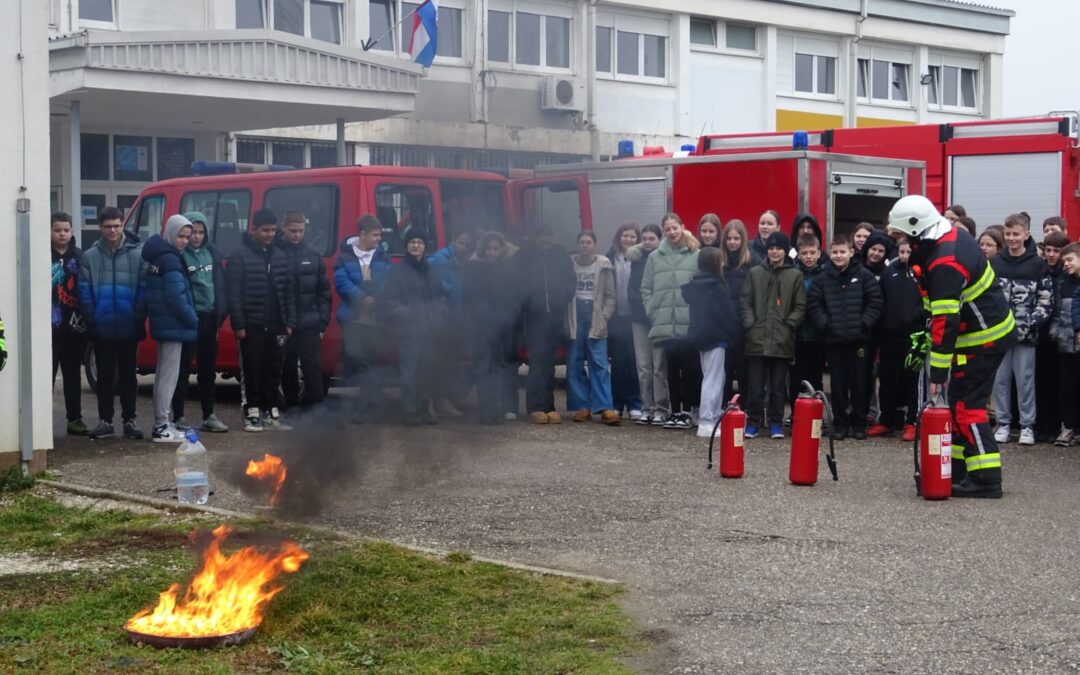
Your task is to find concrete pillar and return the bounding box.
[336,117,346,165]
[69,100,82,241]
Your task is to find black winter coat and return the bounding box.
[276,239,332,332]
[514,243,575,321]
[794,255,827,343]
[878,258,925,343]
[463,258,517,339]
[807,260,883,344]
[681,274,739,351]
[378,255,447,340]
[226,234,297,332]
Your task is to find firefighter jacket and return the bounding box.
[908,226,1016,384]
[989,239,1053,345]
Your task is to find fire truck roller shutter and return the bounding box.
[586,178,668,252]
[949,152,1062,241]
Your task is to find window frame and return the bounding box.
[263,183,340,257]
[132,194,166,242]
[239,0,344,44]
[486,0,574,74]
[596,10,671,83]
[794,52,836,97]
[369,0,468,65]
[372,182,440,257]
[178,189,254,257]
[856,52,912,106]
[78,0,117,29]
[688,17,759,55]
[926,54,981,112]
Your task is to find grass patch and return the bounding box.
[0,466,36,496]
[0,491,640,673]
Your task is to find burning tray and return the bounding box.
[124,626,258,649]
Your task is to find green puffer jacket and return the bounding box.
[640,233,700,344]
[739,257,806,359]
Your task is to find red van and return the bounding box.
[89,165,590,389]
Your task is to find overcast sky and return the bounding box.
[992,0,1080,117]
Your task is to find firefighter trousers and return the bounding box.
[948,350,1006,486]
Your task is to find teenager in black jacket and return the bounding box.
[807,235,883,440]
[277,209,333,410]
[873,239,925,440]
[720,219,756,402]
[226,209,297,432]
[379,230,448,425]
[50,212,89,435]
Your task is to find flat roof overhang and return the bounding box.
[49,29,421,132]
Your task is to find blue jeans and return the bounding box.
[609,314,641,413]
[567,299,613,413]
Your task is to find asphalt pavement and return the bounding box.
[48,377,1080,673]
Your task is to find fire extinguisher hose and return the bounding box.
[801,381,838,481]
[707,394,740,470]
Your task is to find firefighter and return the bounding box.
[887,195,1016,499]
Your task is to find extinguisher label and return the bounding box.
[941,436,952,478]
[928,435,941,456]
[810,419,822,440]
[734,428,744,447]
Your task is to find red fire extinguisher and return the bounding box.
[706,395,746,478]
[789,381,838,486]
[915,395,952,500]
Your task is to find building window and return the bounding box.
[369,0,395,51]
[597,12,669,80]
[488,10,510,62]
[274,0,304,35]
[726,24,756,51]
[927,63,979,110]
[487,3,573,71]
[309,143,338,167]
[795,53,836,95]
[371,0,464,60]
[400,3,463,58]
[80,133,110,181]
[236,0,265,28]
[857,57,910,103]
[113,135,154,182]
[689,18,715,47]
[271,140,306,168]
[79,0,114,24]
[310,1,342,43]
[236,139,267,164]
[156,138,196,181]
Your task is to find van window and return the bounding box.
[518,183,583,250]
[179,190,252,257]
[132,194,165,241]
[264,184,339,256]
[374,184,437,256]
[439,179,506,242]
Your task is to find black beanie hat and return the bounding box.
[765,231,791,252]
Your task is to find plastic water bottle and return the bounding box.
[175,429,209,505]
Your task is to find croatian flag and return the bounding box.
[409,0,439,68]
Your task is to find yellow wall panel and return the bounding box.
[775,109,843,132]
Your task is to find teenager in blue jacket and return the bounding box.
[143,214,198,442]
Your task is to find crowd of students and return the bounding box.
[40,204,1080,447]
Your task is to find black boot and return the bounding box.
[951,478,1002,499]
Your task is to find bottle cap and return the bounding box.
[185,429,199,443]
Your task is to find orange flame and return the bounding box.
[124,525,309,638]
[245,453,287,505]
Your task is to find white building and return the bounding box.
[248,0,1014,170]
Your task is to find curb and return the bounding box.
[37,479,622,586]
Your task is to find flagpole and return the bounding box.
[361,4,422,51]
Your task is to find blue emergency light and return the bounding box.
[617,139,635,157]
[680,144,695,153]
[190,160,296,176]
[792,131,809,150]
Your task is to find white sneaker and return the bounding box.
[635,411,652,426]
[993,425,1009,444]
[696,421,717,438]
[151,424,185,443]
[504,412,518,421]
[263,407,293,431]
[629,409,643,421]
[1018,427,1035,446]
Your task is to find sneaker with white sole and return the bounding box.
[993,425,1009,444]
[635,411,652,426]
[201,414,229,433]
[1055,426,1075,447]
[672,412,693,429]
[152,424,186,443]
[504,412,518,421]
[244,407,264,433]
[263,407,293,431]
[629,409,643,421]
[651,412,669,426]
[696,421,717,438]
[88,420,115,440]
[1018,427,1035,446]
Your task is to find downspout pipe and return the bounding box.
[587,0,599,160]
[847,0,868,127]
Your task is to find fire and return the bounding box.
[246,453,287,505]
[125,525,309,638]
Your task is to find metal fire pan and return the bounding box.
[125,626,257,649]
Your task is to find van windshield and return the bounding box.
[439,179,506,243]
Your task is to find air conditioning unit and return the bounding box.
[542,76,586,112]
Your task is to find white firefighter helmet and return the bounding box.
[888,195,945,239]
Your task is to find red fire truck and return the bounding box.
[533,149,927,252]
[96,164,591,389]
[696,114,1080,241]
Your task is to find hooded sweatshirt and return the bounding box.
[52,236,87,336]
[143,215,198,342]
[990,236,1054,345]
[861,230,896,279]
[788,213,824,259]
[180,211,227,324]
